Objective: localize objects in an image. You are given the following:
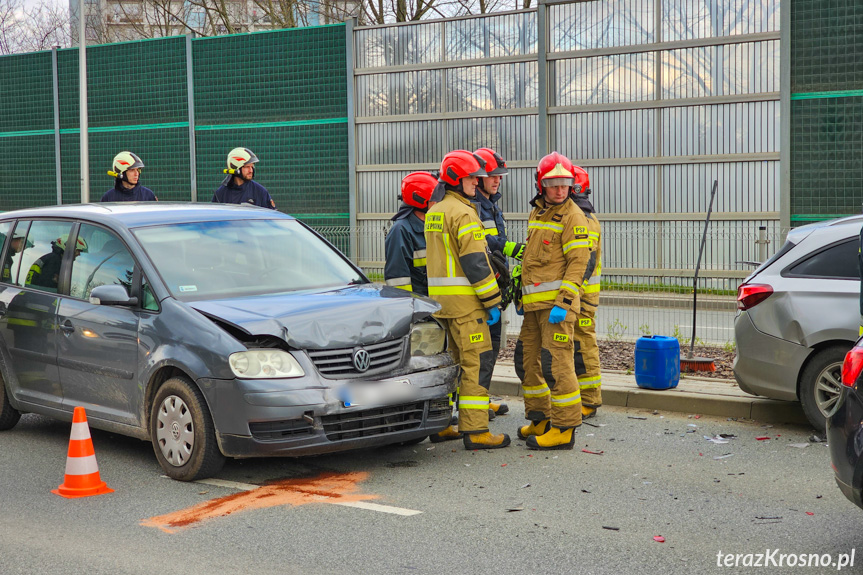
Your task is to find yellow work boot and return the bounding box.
[463,431,511,450]
[582,405,598,420]
[490,402,509,415]
[517,419,550,440]
[430,415,463,443]
[526,426,576,450]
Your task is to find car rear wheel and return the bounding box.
[0,374,20,431]
[150,376,225,481]
[799,346,849,432]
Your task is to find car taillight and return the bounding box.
[737,283,773,311]
[841,347,863,387]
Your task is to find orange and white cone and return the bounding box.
[52,406,113,498]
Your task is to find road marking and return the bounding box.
[330,501,422,516]
[193,478,422,516]
[195,478,259,491]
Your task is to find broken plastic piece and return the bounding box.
[602,526,620,531]
[653,536,665,543]
[713,453,734,460]
[628,416,647,420]
[582,448,604,455]
[805,511,814,516]
[755,436,770,440]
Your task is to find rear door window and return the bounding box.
[784,239,860,279]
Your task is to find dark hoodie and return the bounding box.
[101,182,157,202]
[211,178,276,209]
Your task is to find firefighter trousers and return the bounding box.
[514,308,582,429]
[439,308,495,433]
[477,316,502,390]
[574,304,602,407]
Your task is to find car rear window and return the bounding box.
[784,238,860,279]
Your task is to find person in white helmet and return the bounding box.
[102,151,157,202]
[212,147,276,209]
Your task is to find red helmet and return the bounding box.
[401,172,438,210]
[536,152,575,191]
[474,148,508,176]
[570,165,590,194]
[439,150,488,187]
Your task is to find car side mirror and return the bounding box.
[89,284,139,307]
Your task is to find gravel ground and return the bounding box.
[498,338,735,379]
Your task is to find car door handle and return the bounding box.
[60,321,75,335]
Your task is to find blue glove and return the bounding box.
[548,305,567,324]
[515,305,524,316]
[487,306,501,326]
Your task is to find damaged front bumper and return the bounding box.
[202,355,459,458]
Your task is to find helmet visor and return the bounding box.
[542,177,574,188]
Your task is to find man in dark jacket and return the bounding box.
[212,147,276,209]
[385,171,438,296]
[101,152,157,202]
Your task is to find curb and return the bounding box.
[489,374,811,427]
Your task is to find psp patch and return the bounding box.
[579,318,593,327]
[469,332,484,343]
[473,231,485,241]
[553,333,569,343]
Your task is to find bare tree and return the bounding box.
[19,0,72,52]
[0,0,24,54]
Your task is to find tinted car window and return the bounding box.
[134,219,364,300]
[70,224,136,300]
[786,239,860,279]
[20,221,76,292]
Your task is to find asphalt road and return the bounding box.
[0,399,859,575]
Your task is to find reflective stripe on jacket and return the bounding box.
[424,190,502,318]
[470,191,508,254]
[521,197,591,313]
[384,212,429,296]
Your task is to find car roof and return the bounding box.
[787,214,863,244]
[0,203,296,229]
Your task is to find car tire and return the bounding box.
[799,345,850,432]
[150,376,225,481]
[0,374,20,431]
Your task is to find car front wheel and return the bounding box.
[150,376,225,481]
[799,345,849,432]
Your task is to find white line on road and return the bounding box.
[192,478,423,516]
[330,501,422,516]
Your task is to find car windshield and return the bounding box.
[133,219,365,300]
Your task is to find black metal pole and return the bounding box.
[689,180,718,358]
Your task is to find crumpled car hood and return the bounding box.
[188,284,440,349]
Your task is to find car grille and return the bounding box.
[307,338,404,378]
[249,419,313,441]
[322,401,426,441]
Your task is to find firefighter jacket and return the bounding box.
[424,190,502,318]
[521,196,591,313]
[573,194,601,308]
[101,183,157,202]
[470,190,508,256]
[212,179,277,209]
[384,210,428,296]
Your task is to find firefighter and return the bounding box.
[102,152,157,202]
[26,234,88,292]
[425,150,510,449]
[514,152,592,450]
[212,147,277,209]
[2,229,31,283]
[384,172,438,295]
[569,165,602,419]
[472,147,511,417]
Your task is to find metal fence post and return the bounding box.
[52,46,62,206]
[186,34,197,203]
[757,225,768,263]
[536,0,548,158]
[346,17,358,262]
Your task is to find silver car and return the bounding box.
[734,215,861,430]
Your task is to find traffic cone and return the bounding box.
[52,406,113,498]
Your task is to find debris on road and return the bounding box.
[602,526,620,531]
[713,453,734,460]
[653,536,666,543]
[788,443,809,449]
[809,435,825,443]
[628,416,647,420]
[506,504,524,512]
[755,436,770,441]
[705,435,729,444]
[582,449,604,455]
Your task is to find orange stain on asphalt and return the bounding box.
[141,471,376,533]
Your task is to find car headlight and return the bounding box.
[229,349,305,379]
[410,321,446,356]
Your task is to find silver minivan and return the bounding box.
[734,216,862,430]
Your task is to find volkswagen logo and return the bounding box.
[353,348,371,372]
